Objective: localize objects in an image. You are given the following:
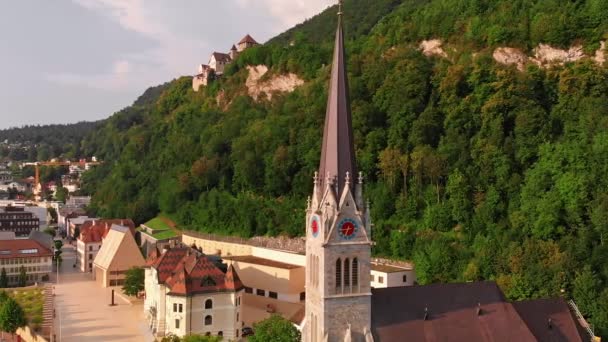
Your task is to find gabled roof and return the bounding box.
[0,239,52,259]
[211,52,231,63]
[372,282,533,341]
[79,219,135,243]
[513,298,586,342]
[147,246,243,296]
[93,224,144,270]
[238,34,258,45]
[371,282,587,342]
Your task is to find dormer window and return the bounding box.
[201,275,216,287]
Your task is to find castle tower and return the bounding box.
[229,44,238,60]
[304,2,373,341]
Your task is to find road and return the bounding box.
[53,241,154,342]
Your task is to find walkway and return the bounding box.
[54,242,154,342]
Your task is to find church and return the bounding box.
[302,2,592,342]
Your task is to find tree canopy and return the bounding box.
[249,315,301,342]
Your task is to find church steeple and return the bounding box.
[304,3,373,342]
[317,0,356,199]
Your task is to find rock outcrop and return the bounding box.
[246,65,304,101]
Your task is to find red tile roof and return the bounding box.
[79,219,135,243]
[0,239,52,259]
[147,246,243,296]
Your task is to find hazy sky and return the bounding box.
[0,0,335,129]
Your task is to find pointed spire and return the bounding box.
[318,0,356,199]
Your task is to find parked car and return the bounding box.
[242,326,254,337]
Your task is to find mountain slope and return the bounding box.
[82,0,608,336]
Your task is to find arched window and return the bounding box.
[335,258,342,289]
[352,258,359,288]
[204,315,212,326]
[218,331,223,337]
[205,299,213,309]
[344,258,350,287]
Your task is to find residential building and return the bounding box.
[67,215,97,239]
[370,262,416,288]
[93,225,145,287]
[57,207,86,233]
[76,219,135,273]
[0,238,53,286]
[65,196,91,208]
[0,206,39,237]
[144,246,244,340]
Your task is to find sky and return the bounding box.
[0,0,335,129]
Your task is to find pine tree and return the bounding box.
[0,269,7,288]
[17,266,26,287]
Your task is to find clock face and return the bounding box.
[310,215,320,237]
[338,218,358,240]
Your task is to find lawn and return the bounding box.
[139,216,179,240]
[9,288,44,330]
[143,217,173,231]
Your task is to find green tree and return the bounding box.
[249,315,301,342]
[55,187,69,203]
[17,266,27,287]
[0,297,27,335]
[122,267,145,296]
[0,269,7,288]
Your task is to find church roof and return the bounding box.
[512,299,586,342]
[318,9,356,197]
[371,281,587,342]
[238,34,258,45]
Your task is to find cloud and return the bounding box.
[236,0,335,28]
[44,0,333,92]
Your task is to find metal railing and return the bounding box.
[568,299,595,341]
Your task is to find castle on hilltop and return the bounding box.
[192,34,259,91]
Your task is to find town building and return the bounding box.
[76,219,135,273]
[192,34,259,91]
[223,255,305,327]
[0,238,53,286]
[144,245,244,340]
[93,225,145,287]
[0,206,40,237]
[67,215,97,239]
[57,207,86,234]
[370,262,415,288]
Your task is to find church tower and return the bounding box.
[304,2,373,341]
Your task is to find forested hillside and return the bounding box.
[82,0,608,335]
[0,121,99,161]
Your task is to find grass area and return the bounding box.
[9,288,44,330]
[142,217,172,231]
[139,216,179,240]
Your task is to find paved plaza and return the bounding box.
[54,243,154,342]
